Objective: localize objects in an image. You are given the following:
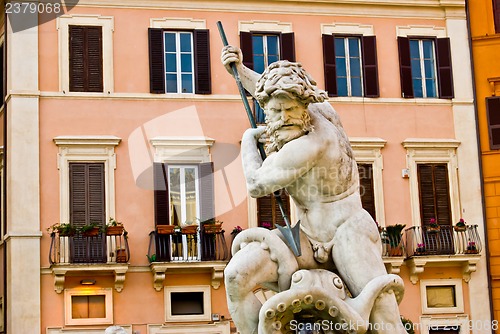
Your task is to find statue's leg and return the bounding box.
[225,241,280,334]
[332,211,408,334]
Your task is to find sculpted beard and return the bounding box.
[265,110,314,154]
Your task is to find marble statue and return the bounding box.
[221,46,407,334]
[105,326,127,334]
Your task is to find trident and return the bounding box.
[217,21,302,257]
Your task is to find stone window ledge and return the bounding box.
[51,263,129,293]
[150,261,227,291]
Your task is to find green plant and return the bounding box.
[147,254,157,263]
[79,222,100,233]
[400,316,415,334]
[47,222,76,236]
[429,218,439,228]
[456,218,466,227]
[384,224,406,247]
[107,217,123,227]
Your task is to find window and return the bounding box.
[494,0,500,33]
[165,286,211,322]
[398,36,453,99]
[57,14,114,93]
[358,163,376,221]
[64,288,113,326]
[148,28,211,94]
[69,162,106,263]
[402,139,460,227]
[486,97,500,149]
[322,34,379,97]
[240,30,295,123]
[256,190,290,229]
[420,279,464,314]
[69,25,103,92]
[417,163,452,226]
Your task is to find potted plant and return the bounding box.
[384,224,406,256]
[181,225,198,235]
[415,243,426,254]
[79,223,100,237]
[202,219,223,234]
[105,217,125,236]
[47,222,77,237]
[260,221,273,230]
[156,225,176,235]
[466,241,478,254]
[231,225,243,238]
[454,218,467,232]
[427,218,441,233]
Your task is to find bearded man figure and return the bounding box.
[222,46,407,334]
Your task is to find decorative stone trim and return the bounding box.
[383,257,404,274]
[321,22,374,36]
[150,262,227,291]
[405,255,480,284]
[396,25,447,38]
[151,17,206,29]
[51,263,129,293]
[239,20,292,33]
[150,136,214,163]
[148,321,230,334]
[419,315,469,334]
[420,278,464,314]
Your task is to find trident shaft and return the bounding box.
[217,21,302,257]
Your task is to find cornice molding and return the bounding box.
[71,0,464,19]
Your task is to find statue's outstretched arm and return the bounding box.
[241,128,321,197]
[221,45,260,96]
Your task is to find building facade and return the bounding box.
[469,0,500,329]
[0,0,491,333]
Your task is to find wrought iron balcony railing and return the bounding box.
[49,232,130,265]
[405,225,482,257]
[147,224,228,263]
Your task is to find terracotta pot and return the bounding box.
[81,227,100,237]
[106,225,124,236]
[157,225,176,235]
[182,225,198,235]
[203,224,222,234]
[116,249,127,263]
[453,225,467,232]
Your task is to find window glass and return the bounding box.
[164,31,194,93]
[335,36,363,97]
[426,285,456,308]
[71,295,106,319]
[409,39,437,98]
[171,292,204,315]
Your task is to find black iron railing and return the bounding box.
[148,225,228,263]
[405,225,482,257]
[49,232,130,264]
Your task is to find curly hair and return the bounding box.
[254,61,328,107]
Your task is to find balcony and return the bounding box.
[49,231,130,293]
[404,225,482,283]
[147,224,229,291]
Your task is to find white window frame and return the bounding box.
[57,14,114,94]
[402,139,460,227]
[164,31,195,94]
[64,288,113,326]
[420,279,464,314]
[334,36,364,97]
[419,315,469,334]
[409,38,438,98]
[148,322,230,334]
[167,164,200,225]
[350,137,386,227]
[47,326,133,334]
[164,285,211,322]
[54,136,121,224]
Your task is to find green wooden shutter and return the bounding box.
[397,36,413,98]
[436,38,454,99]
[69,163,106,263]
[69,25,85,92]
[153,162,169,226]
[358,163,376,221]
[417,164,451,226]
[148,28,166,94]
[257,191,290,228]
[198,162,215,224]
[240,31,254,70]
[322,34,337,97]
[69,26,103,92]
[280,32,295,62]
[486,96,500,149]
[361,36,379,98]
[194,29,212,94]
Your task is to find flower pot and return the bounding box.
[427,226,441,234]
[203,224,222,234]
[106,225,124,236]
[157,225,176,235]
[389,246,403,257]
[182,225,198,235]
[453,225,467,232]
[82,227,100,237]
[116,249,127,263]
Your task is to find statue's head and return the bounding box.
[255,61,327,153]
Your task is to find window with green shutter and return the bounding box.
[148,28,211,94]
[69,162,106,263]
[69,25,103,92]
[417,163,452,226]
